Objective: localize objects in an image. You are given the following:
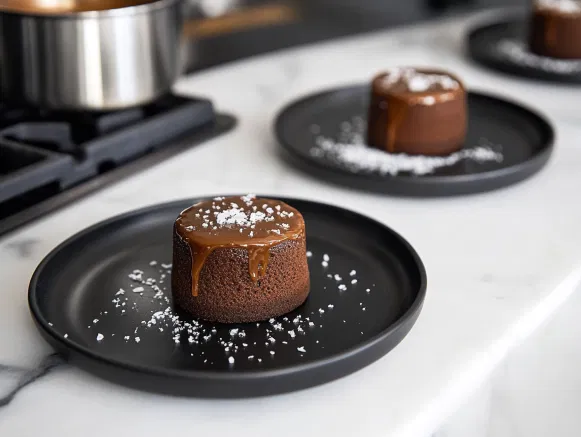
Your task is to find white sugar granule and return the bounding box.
[381,68,459,92]
[128,270,143,281]
[497,39,581,74]
[133,287,144,293]
[228,356,235,364]
[311,134,503,176]
[351,279,358,284]
[350,270,356,276]
[96,333,104,341]
[323,254,330,262]
[297,346,306,353]
[338,284,347,291]
[322,261,329,267]
[135,337,141,343]
[306,251,313,257]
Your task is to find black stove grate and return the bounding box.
[0,95,236,237]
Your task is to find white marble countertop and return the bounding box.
[2,9,581,437]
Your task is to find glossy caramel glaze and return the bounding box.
[174,195,305,297]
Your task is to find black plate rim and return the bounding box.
[28,195,427,383]
[274,85,555,195]
[466,16,581,84]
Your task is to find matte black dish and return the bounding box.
[29,197,426,398]
[467,18,581,84]
[275,85,554,197]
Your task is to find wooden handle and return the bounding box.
[184,3,299,39]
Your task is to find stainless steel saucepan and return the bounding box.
[0,0,185,111]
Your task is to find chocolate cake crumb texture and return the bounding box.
[309,117,503,176]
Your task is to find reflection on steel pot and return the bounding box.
[0,0,185,111]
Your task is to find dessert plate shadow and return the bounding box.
[467,17,581,84]
[28,197,426,398]
[275,84,554,196]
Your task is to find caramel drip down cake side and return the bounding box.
[171,195,310,323]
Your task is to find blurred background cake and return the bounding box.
[529,0,581,59]
[367,67,467,156]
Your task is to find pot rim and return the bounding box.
[0,0,183,19]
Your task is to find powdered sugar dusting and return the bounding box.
[381,68,460,92]
[58,246,379,368]
[497,39,581,74]
[310,117,503,176]
[179,195,298,239]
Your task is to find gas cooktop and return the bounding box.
[0,95,235,237]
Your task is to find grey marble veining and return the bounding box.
[0,354,65,408]
[3,239,39,259]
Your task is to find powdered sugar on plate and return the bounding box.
[63,246,378,368]
[309,117,503,176]
[78,260,339,367]
[496,39,581,74]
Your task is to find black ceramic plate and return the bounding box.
[29,197,426,398]
[275,85,554,196]
[467,18,581,84]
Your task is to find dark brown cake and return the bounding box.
[172,195,310,323]
[367,67,467,156]
[529,0,581,59]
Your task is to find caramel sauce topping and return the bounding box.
[371,68,465,152]
[175,195,305,297]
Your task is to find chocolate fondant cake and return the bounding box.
[172,195,310,323]
[529,0,581,59]
[367,67,467,156]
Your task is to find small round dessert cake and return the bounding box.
[367,67,467,156]
[529,0,581,59]
[172,195,310,323]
